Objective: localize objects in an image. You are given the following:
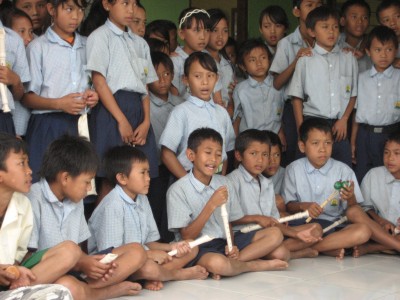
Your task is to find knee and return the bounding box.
[356,224,372,244]
[138,259,161,279]
[57,241,82,265]
[270,246,290,262]
[124,243,147,265]
[55,276,85,300]
[346,205,364,222]
[202,255,229,275]
[269,227,284,245]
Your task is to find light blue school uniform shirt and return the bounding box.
[27,179,91,251]
[26,27,88,114]
[269,27,309,99]
[361,166,400,225]
[171,46,189,99]
[88,185,159,254]
[86,19,157,95]
[227,164,279,232]
[159,95,235,171]
[270,166,285,195]
[337,33,372,73]
[287,44,358,120]
[282,158,363,221]
[233,75,284,134]
[167,171,244,241]
[356,66,400,126]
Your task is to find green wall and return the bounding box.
[141,0,189,25]
[248,0,297,39]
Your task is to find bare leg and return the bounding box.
[282,224,322,258]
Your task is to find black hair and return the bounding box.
[150,51,174,73]
[366,25,398,50]
[340,0,371,18]
[377,0,400,23]
[48,0,88,11]
[0,132,28,171]
[207,8,228,31]
[299,118,333,142]
[3,7,33,29]
[263,130,282,153]
[306,6,339,30]
[162,19,177,31]
[237,38,271,67]
[183,51,218,77]
[187,128,223,152]
[387,131,400,145]
[145,20,170,43]
[0,0,13,24]
[178,7,210,30]
[221,36,238,62]
[103,145,148,186]
[293,0,302,8]
[39,135,98,183]
[147,38,170,54]
[259,5,289,29]
[235,129,270,155]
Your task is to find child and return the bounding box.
[129,1,146,37]
[359,131,400,254]
[221,37,246,82]
[89,146,208,291]
[233,39,284,137]
[14,0,49,36]
[145,38,170,55]
[352,26,400,182]
[27,135,147,299]
[282,118,371,258]
[259,5,289,56]
[288,6,358,167]
[338,0,372,73]
[228,129,322,260]
[0,133,79,293]
[269,0,321,166]
[148,51,182,241]
[0,15,30,136]
[377,0,400,61]
[159,52,235,179]
[167,128,288,279]
[85,0,159,200]
[23,0,98,181]
[206,9,235,114]
[145,20,170,47]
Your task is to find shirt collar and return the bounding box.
[188,170,219,193]
[45,27,84,48]
[370,65,394,78]
[40,179,68,205]
[304,157,332,175]
[188,95,216,108]
[289,27,304,46]
[150,92,170,107]
[115,184,142,207]
[248,75,272,88]
[314,43,340,55]
[175,46,189,59]
[238,164,258,183]
[384,167,398,184]
[105,19,129,36]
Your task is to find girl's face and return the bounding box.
[183,60,218,101]
[47,0,84,39]
[207,18,229,52]
[178,20,210,54]
[129,6,146,37]
[15,0,48,31]
[12,16,34,47]
[148,62,173,101]
[103,0,136,31]
[259,15,286,47]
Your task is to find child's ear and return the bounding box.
[178,29,185,41]
[182,75,188,86]
[234,150,243,163]
[116,173,127,186]
[239,63,246,73]
[102,0,110,11]
[186,148,195,162]
[46,3,55,16]
[339,17,346,27]
[365,48,371,57]
[298,140,306,154]
[293,6,301,18]
[307,28,316,39]
[59,171,70,186]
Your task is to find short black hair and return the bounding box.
[187,128,223,152]
[259,5,289,29]
[366,25,398,50]
[237,38,271,67]
[377,0,400,23]
[147,38,170,54]
[47,0,88,10]
[221,36,238,62]
[40,135,98,183]
[207,8,228,31]
[0,132,28,171]
[103,145,148,186]
[184,51,218,77]
[306,6,339,30]
[386,131,400,145]
[145,20,170,43]
[299,118,333,142]
[3,8,33,28]
[150,51,174,72]
[263,130,282,153]
[178,7,210,30]
[340,0,371,18]
[235,129,270,155]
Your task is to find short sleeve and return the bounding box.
[287,57,306,100]
[26,41,44,95]
[86,30,110,78]
[159,107,185,153]
[282,165,299,204]
[167,184,193,235]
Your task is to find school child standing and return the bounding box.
[14,0,49,36]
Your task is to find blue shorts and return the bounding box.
[186,231,257,267]
[0,111,16,135]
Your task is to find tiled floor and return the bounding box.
[111,254,400,300]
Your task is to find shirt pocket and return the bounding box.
[132,57,149,85]
[339,75,352,112]
[389,92,400,119]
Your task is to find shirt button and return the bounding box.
[378,83,381,87]
[329,65,332,68]
[331,93,334,96]
[378,95,381,99]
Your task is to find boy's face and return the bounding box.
[119,161,150,199]
[47,0,84,39]
[298,129,333,169]
[129,6,146,37]
[384,141,400,179]
[183,60,218,101]
[187,139,223,183]
[63,172,95,202]
[242,47,270,82]
[0,151,32,194]
[309,17,340,51]
[294,0,323,23]
[178,21,210,53]
[259,15,286,47]
[235,141,270,178]
[378,5,400,39]
[12,17,34,47]
[208,18,229,52]
[366,38,397,73]
[340,5,369,39]
[264,145,281,177]
[15,0,47,30]
[148,62,173,101]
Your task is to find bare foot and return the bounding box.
[248,259,288,272]
[144,280,164,291]
[322,248,345,260]
[174,266,209,280]
[211,273,221,280]
[290,248,319,259]
[352,246,361,258]
[107,281,142,297]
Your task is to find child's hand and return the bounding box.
[332,118,347,141]
[351,143,357,165]
[256,215,278,228]
[80,254,115,281]
[393,58,400,69]
[278,129,287,152]
[83,89,99,108]
[147,250,172,265]
[58,92,86,115]
[209,186,228,210]
[0,265,18,286]
[227,80,238,97]
[118,118,135,144]
[9,266,36,289]
[132,122,149,146]
[225,245,239,259]
[0,66,19,86]
[296,224,322,243]
[341,47,365,60]
[171,241,191,258]
[307,203,323,219]
[295,47,313,61]
[339,181,355,202]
